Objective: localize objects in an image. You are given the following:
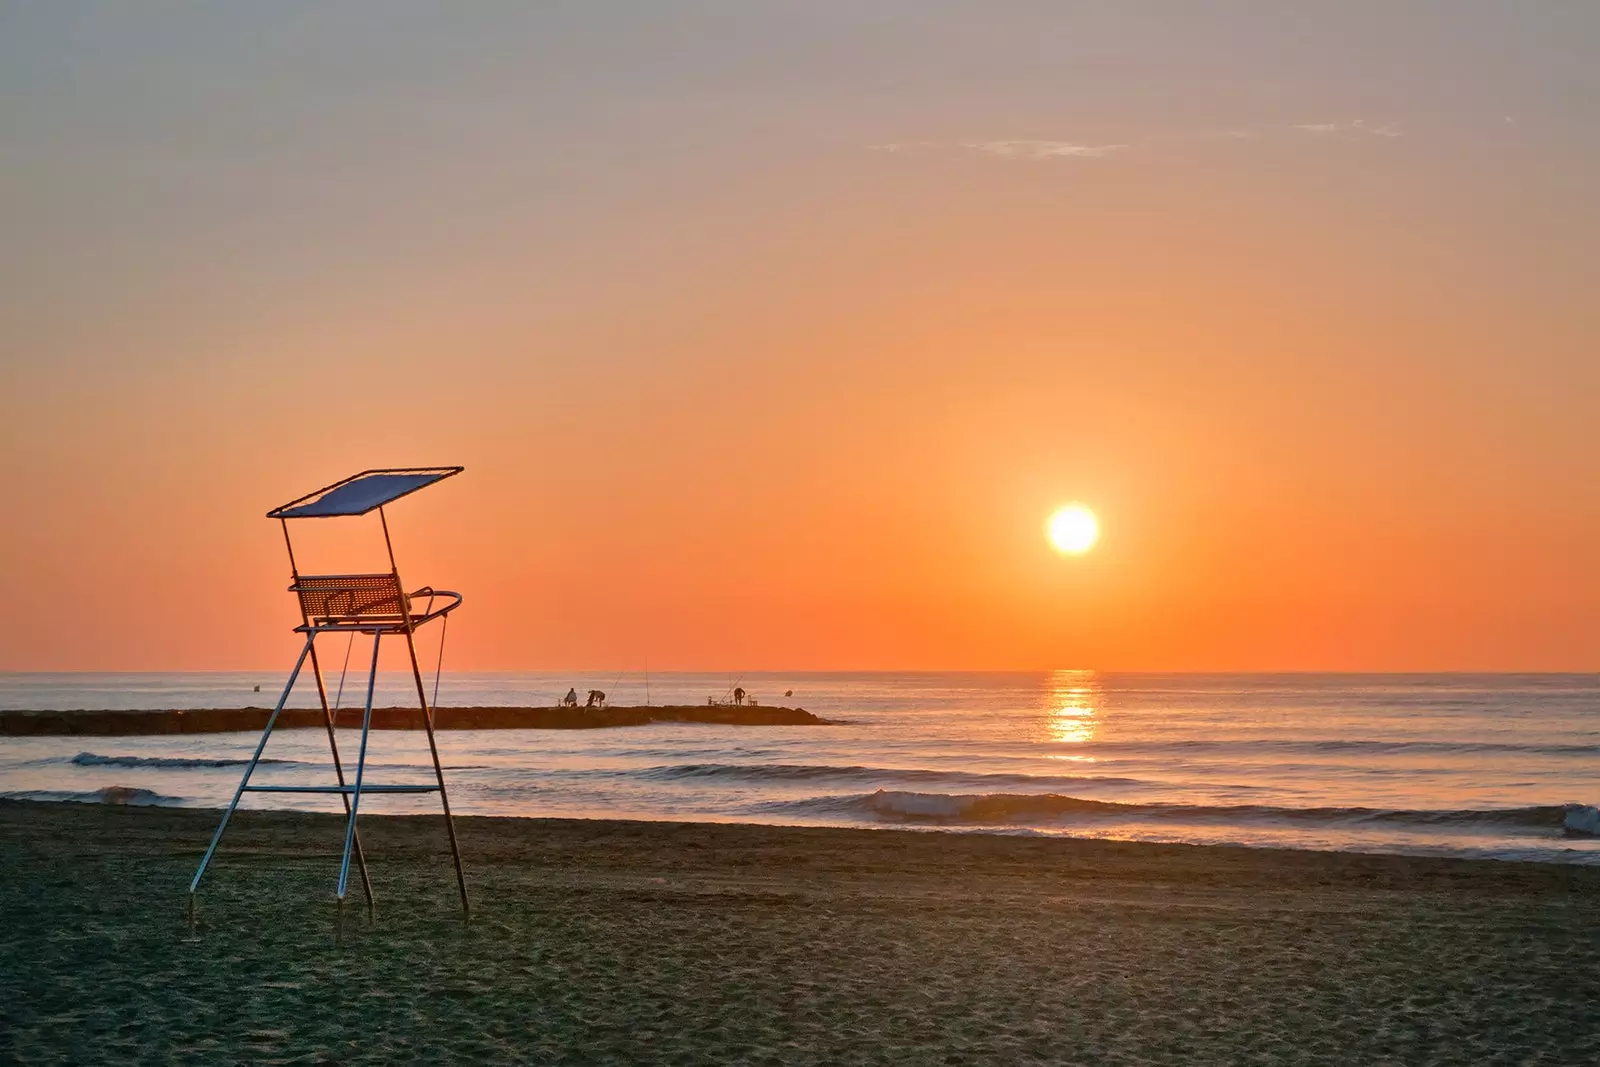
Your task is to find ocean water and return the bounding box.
[3,671,1599,863]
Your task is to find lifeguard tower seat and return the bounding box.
[189,467,470,917]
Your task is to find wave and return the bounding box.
[1066,739,1600,757]
[639,762,1150,789]
[1563,806,1600,836]
[773,790,1588,833]
[63,752,486,772]
[2,786,182,806]
[69,752,298,769]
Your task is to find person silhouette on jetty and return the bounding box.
[733,687,746,706]
[562,688,578,708]
[585,690,607,709]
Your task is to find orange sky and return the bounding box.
[2,5,1596,671]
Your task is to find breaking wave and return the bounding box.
[3,786,183,806]
[69,752,297,769]
[772,790,1587,832]
[1563,805,1600,836]
[639,762,1150,789]
[1074,739,1600,756]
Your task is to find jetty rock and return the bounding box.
[0,705,833,736]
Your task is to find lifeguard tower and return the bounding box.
[189,467,470,917]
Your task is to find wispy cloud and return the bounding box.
[958,140,1129,161]
[868,140,939,154]
[870,139,1128,161]
[1291,119,1401,138]
[871,119,1403,166]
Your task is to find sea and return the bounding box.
[3,671,1599,864]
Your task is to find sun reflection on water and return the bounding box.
[1043,669,1102,753]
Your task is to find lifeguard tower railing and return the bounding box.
[189,466,470,918]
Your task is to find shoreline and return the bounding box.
[7,793,1597,868]
[0,703,832,735]
[6,796,1600,888]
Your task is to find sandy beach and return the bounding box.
[4,801,1600,1064]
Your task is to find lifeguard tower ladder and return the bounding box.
[189,467,470,917]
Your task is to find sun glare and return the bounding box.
[1047,504,1099,555]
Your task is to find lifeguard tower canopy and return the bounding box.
[267,466,464,519]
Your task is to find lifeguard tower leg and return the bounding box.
[307,639,375,908]
[336,633,382,901]
[190,636,313,897]
[403,626,470,918]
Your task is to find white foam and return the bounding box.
[866,790,974,817]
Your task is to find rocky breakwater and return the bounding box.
[0,705,833,736]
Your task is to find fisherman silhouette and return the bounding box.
[733,687,746,706]
[562,688,578,707]
[586,689,606,708]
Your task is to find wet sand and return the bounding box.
[0,704,829,736]
[4,800,1600,1064]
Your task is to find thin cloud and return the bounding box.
[871,120,1403,165]
[1292,119,1401,138]
[960,139,1128,160]
[870,139,1128,161]
[868,141,938,154]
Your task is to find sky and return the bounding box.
[1,2,1597,671]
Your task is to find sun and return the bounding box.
[1047,504,1099,555]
